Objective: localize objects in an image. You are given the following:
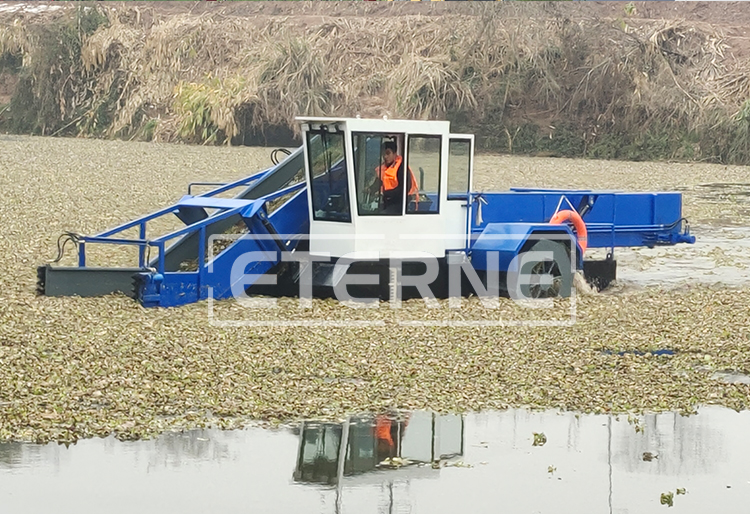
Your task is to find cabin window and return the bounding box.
[406,135,441,214]
[447,139,471,199]
[352,132,407,216]
[306,129,351,223]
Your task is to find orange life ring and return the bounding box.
[549,209,588,254]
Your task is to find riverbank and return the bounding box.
[2,2,750,162]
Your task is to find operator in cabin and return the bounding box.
[372,140,419,214]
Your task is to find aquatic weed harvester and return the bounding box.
[37,118,695,307]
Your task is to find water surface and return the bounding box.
[589,225,750,289]
[2,407,749,513]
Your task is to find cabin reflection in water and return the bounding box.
[293,412,464,485]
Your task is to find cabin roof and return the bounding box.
[295,117,451,133]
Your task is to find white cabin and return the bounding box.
[298,117,475,260]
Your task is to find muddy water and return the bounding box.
[2,407,749,513]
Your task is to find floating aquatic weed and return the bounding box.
[378,457,410,469]
[1,138,750,442]
[660,491,674,507]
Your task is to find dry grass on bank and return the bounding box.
[2,3,750,159]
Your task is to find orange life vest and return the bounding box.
[376,155,419,196]
[375,416,394,447]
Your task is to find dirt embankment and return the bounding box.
[1,2,750,162]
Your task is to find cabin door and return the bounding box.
[443,135,474,252]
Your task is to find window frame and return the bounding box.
[405,133,442,215]
[351,131,407,217]
[306,129,352,223]
[446,137,472,201]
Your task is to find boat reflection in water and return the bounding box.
[4,407,750,513]
[293,411,464,486]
